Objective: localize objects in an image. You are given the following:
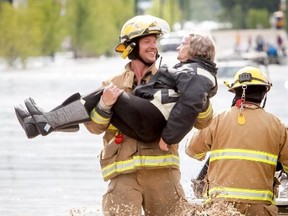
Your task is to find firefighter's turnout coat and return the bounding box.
[85,62,179,181]
[186,103,288,204]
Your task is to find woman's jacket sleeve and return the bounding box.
[162,65,217,144]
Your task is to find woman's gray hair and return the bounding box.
[188,32,216,61]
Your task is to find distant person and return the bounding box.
[234,32,241,54]
[277,34,283,49]
[266,43,279,64]
[255,34,265,52]
[277,34,287,57]
[186,66,288,216]
[246,35,253,52]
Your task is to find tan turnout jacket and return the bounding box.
[186,104,288,204]
[85,62,180,181]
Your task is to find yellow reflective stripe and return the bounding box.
[193,153,206,160]
[282,164,288,173]
[210,148,277,165]
[102,155,180,179]
[108,124,118,130]
[90,108,110,125]
[209,187,275,204]
[197,103,212,119]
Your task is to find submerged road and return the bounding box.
[0,52,288,216]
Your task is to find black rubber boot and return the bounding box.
[14,104,80,138]
[14,89,104,139]
[14,104,40,139]
[25,95,90,136]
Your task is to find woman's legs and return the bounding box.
[15,90,166,142]
[112,93,166,142]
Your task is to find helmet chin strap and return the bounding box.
[127,41,158,67]
[136,47,160,67]
[137,53,155,67]
[261,94,267,108]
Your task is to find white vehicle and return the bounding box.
[216,59,267,86]
[158,31,184,52]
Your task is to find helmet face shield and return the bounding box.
[115,15,170,55]
[226,66,272,93]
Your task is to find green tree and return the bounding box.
[218,0,279,11]
[218,0,279,29]
[28,0,65,58]
[246,8,270,29]
[65,0,134,58]
[0,2,41,68]
[147,0,181,29]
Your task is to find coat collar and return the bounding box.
[122,62,157,89]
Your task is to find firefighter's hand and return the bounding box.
[102,83,124,107]
[159,138,169,151]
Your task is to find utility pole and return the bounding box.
[280,0,287,30]
[280,0,286,11]
[134,0,139,15]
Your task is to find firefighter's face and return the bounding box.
[138,35,158,64]
[177,36,191,62]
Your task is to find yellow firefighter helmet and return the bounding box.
[115,15,170,58]
[226,66,272,93]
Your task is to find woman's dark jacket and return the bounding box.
[133,58,218,144]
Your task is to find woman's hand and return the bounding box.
[159,138,170,151]
[101,83,124,107]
